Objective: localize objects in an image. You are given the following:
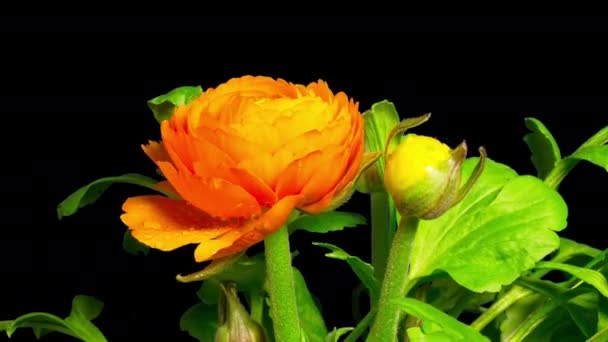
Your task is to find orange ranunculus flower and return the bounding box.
[120,76,365,262]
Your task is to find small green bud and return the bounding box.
[215,282,266,342]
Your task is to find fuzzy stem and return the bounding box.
[367,216,419,342]
[264,226,301,342]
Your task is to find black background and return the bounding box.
[1,15,607,341]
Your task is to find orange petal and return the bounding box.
[120,195,234,251]
[203,194,302,261]
[161,123,197,172]
[188,135,236,178]
[209,76,295,101]
[121,194,301,263]
[142,140,170,163]
[275,150,323,199]
[157,161,261,219]
[193,162,277,208]
[154,181,178,197]
[197,125,267,162]
[226,167,277,207]
[238,148,294,190]
[299,118,364,213]
[299,145,349,205]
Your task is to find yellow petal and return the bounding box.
[120,195,234,251]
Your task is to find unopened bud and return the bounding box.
[215,282,266,342]
[384,133,485,219]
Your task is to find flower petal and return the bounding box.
[120,195,234,251]
[121,194,301,263]
[156,161,261,219]
[302,146,350,203]
[197,125,267,162]
[275,150,323,199]
[226,167,277,207]
[200,194,302,261]
[142,140,170,162]
[154,181,178,197]
[299,115,364,213]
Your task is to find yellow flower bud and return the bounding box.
[384,134,467,219]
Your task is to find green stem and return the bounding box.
[544,124,608,189]
[344,308,377,342]
[249,291,264,324]
[371,192,394,283]
[367,216,419,342]
[264,226,301,342]
[470,285,531,331]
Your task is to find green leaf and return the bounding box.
[394,297,489,342]
[515,277,566,299]
[569,145,608,171]
[325,327,354,342]
[262,297,276,342]
[598,295,608,333]
[425,278,495,317]
[63,296,106,342]
[179,302,218,342]
[122,230,150,256]
[356,100,401,193]
[523,117,562,179]
[69,295,104,321]
[177,252,246,283]
[588,326,608,342]
[500,286,596,341]
[293,267,328,342]
[566,291,599,338]
[0,295,106,341]
[197,253,266,305]
[535,261,608,298]
[408,326,454,342]
[57,173,175,219]
[148,85,203,123]
[498,291,546,340]
[516,278,601,339]
[526,312,586,342]
[1,312,76,339]
[551,238,602,264]
[408,158,568,293]
[313,242,380,301]
[288,211,366,234]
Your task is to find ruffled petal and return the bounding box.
[121,193,302,263]
[275,150,323,199]
[154,181,178,197]
[201,194,302,261]
[156,161,261,219]
[120,195,234,251]
[142,140,170,162]
[299,113,364,213]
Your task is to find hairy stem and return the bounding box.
[367,216,419,342]
[264,226,301,342]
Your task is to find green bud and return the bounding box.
[215,282,266,342]
[382,118,486,220]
